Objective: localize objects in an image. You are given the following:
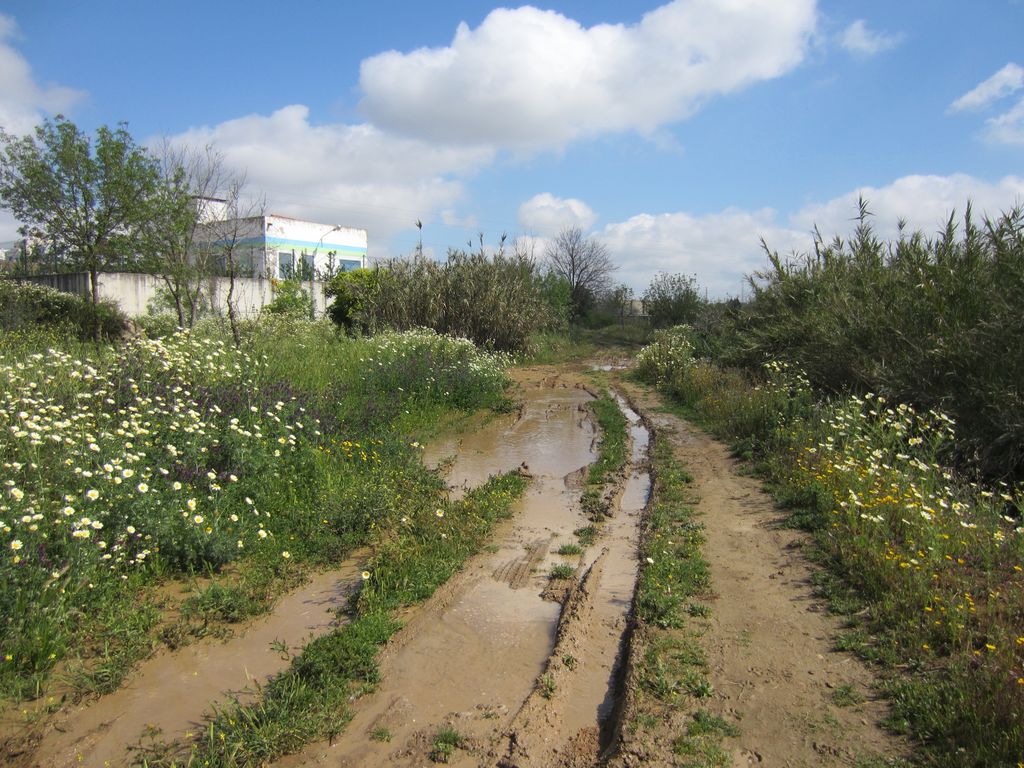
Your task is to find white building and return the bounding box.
[198,212,368,280]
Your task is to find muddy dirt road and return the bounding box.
[24,556,369,768]
[278,368,649,767]
[612,379,906,767]
[5,364,906,768]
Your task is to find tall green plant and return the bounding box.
[325,240,564,352]
[0,117,160,328]
[732,201,1024,479]
[643,272,704,329]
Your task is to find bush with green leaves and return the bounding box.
[324,247,565,352]
[264,278,311,317]
[635,325,697,385]
[642,272,704,329]
[0,279,126,340]
[325,268,381,331]
[730,202,1024,479]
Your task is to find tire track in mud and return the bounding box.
[274,368,649,768]
[494,538,553,589]
[23,555,369,768]
[608,380,909,768]
[489,392,650,768]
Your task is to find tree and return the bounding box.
[139,143,228,328]
[606,283,634,327]
[643,272,704,328]
[545,226,616,321]
[198,176,264,346]
[0,117,160,327]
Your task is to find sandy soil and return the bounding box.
[610,379,908,767]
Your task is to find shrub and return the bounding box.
[0,279,126,340]
[325,248,564,352]
[732,202,1024,479]
[643,272,704,329]
[264,279,311,317]
[325,268,382,331]
[635,325,697,385]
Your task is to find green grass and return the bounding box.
[688,709,740,738]
[549,563,574,580]
[164,471,527,766]
[0,318,521,758]
[831,683,866,708]
[523,330,597,364]
[636,441,708,630]
[538,672,557,699]
[573,525,598,547]
[587,393,628,486]
[428,726,465,763]
[628,431,738,762]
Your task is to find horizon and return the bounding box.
[1,0,1022,297]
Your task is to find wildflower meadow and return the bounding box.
[636,324,1024,765]
[0,317,512,703]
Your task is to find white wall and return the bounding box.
[26,272,330,320]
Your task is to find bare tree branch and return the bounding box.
[545,226,616,321]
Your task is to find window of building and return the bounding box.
[278,249,295,279]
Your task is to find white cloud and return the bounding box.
[359,0,817,150]
[518,193,597,236]
[791,173,1024,237]
[596,173,1024,298]
[599,207,809,298]
[0,14,84,135]
[948,63,1024,146]
[164,105,495,255]
[440,209,478,230]
[839,19,903,56]
[949,63,1024,112]
[986,97,1024,145]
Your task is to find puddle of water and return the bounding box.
[34,557,367,768]
[279,374,598,767]
[615,393,649,465]
[562,395,650,746]
[425,384,596,492]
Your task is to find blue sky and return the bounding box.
[1,0,1022,296]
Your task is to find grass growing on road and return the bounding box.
[155,471,527,767]
[635,327,1024,766]
[587,393,628,487]
[628,434,736,764]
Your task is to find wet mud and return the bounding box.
[277,368,650,768]
[15,367,654,768]
[491,393,649,768]
[26,556,368,768]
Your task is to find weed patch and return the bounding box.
[630,433,738,760]
[635,329,1024,765]
[428,726,465,763]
